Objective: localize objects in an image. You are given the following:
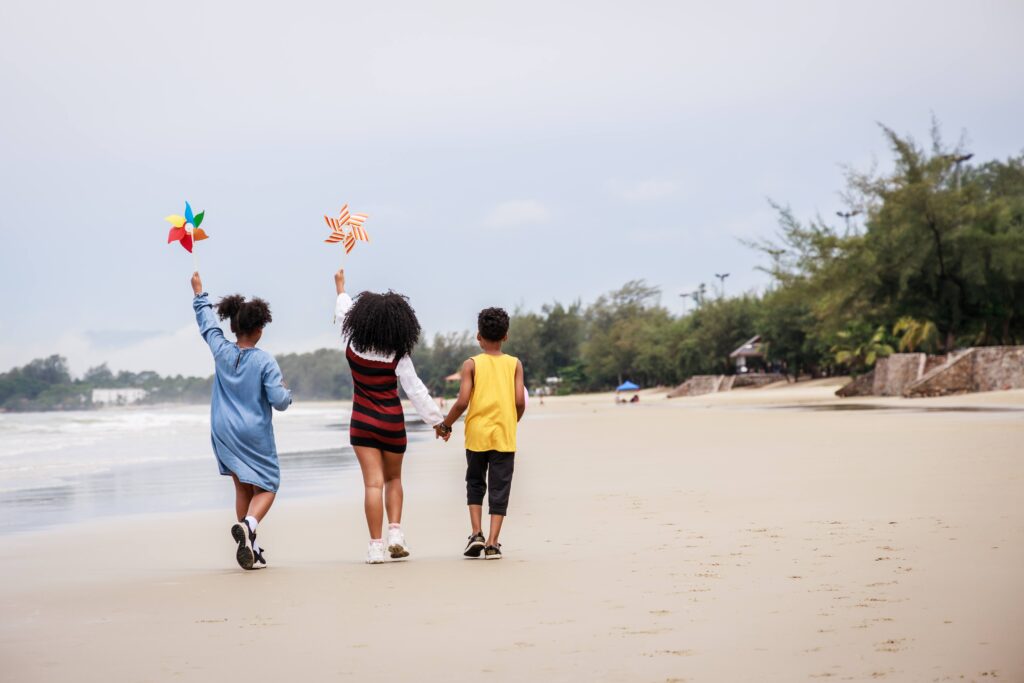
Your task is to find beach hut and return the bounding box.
[729,335,764,373]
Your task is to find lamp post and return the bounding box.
[836,210,862,232]
[952,152,973,190]
[714,273,730,299]
[679,292,693,314]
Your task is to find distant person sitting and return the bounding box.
[629,394,639,403]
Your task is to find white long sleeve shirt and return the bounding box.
[335,293,444,426]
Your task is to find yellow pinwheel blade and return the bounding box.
[164,215,187,228]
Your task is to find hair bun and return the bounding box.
[216,294,245,322]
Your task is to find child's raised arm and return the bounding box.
[191,272,230,358]
[334,268,353,330]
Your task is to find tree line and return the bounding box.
[4,122,1021,411]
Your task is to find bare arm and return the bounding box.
[514,359,526,421]
[442,358,475,429]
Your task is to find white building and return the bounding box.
[91,388,148,406]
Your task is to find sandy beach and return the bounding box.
[2,380,1022,682]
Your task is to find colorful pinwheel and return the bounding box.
[324,203,369,255]
[165,202,208,253]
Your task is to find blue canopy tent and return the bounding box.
[615,381,640,392]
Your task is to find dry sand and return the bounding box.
[2,380,1022,682]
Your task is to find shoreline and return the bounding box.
[2,385,1022,681]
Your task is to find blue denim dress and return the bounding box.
[194,294,291,492]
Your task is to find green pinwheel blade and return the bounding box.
[192,210,205,228]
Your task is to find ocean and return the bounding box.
[0,402,433,534]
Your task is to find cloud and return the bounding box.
[608,178,679,202]
[483,200,551,228]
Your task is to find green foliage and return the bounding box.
[0,356,213,411]
[830,324,894,374]
[892,317,940,353]
[275,348,352,399]
[411,332,480,396]
[752,122,1024,357]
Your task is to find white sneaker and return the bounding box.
[366,540,386,564]
[387,527,410,559]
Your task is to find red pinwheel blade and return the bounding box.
[168,227,187,244]
[180,233,194,253]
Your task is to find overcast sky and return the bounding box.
[1,1,1022,376]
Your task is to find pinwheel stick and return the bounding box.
[189,226,199,272]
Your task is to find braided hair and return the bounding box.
[342,291,421,358]
[216,295,273,335]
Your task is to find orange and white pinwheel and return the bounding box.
[324,203,369,255]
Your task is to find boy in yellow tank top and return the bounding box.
[438,307,526,559]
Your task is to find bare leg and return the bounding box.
[231,474,254,521]
[486,514,505,547]
[381,450,404,524]
[354,446,385,539]
[468,505,483,535]
[247,488,276,522]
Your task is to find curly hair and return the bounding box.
[477,307,510,342]
[216,295,273,335]
[342,291,421,358]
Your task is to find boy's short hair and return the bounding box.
[478,307,510,342]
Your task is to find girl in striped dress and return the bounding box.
[333,269,448,563]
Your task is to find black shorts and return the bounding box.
[465,450,515,516]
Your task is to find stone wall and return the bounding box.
[871,354,926,396]
[667,375,724,398]
[972,346,1024,392]
[835,371,875,397]
[732,373,786,389]
[902,352,974,397]
[902,346,1024,397]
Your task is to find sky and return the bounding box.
[1,0,1022,377]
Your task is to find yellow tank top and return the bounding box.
[465,353,519,453]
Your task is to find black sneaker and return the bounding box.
[230,523,254,570]
[463,532,486,558]
[252,547,267,570]
[483,544,502,560]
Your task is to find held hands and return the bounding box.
[335,268,346,295]
[191,271,203,296]
[434,423,452,442]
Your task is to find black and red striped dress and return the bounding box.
[346,345,408,453]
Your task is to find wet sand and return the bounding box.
[1,380,1022,682]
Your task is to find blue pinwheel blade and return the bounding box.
[185,201,195,225]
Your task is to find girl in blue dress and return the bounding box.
[191,272,292,570]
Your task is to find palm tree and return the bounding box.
[832,325,894,373]
[892,317,939,353]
